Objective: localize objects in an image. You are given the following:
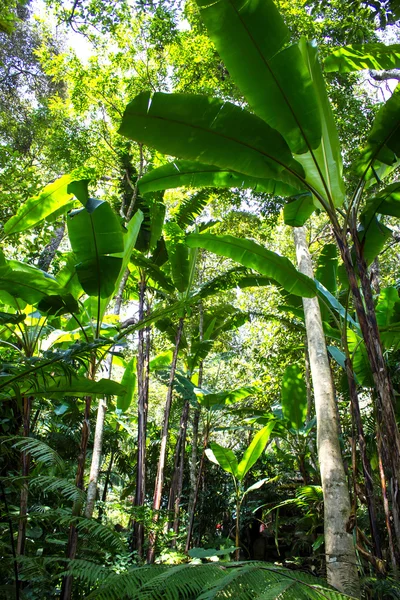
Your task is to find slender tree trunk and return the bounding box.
[167,398,190,542]
[98,449,115,522]
[60,392,92,600]
[132,276,150,559]
[294,227,360,597]
[84,397,107,518]
[185,421,209,553]
[377,426,397,570]
[85,267,130,520]
[16,395,32,557]
[147,317,184,563]
[37,221,65,272]
[187,305,204,527]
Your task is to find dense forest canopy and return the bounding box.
[0,0,400,599]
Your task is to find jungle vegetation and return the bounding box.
[0,0,400,598]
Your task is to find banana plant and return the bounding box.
[206,422,275,560]
[117,0,400,581]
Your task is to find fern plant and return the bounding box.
[66,561,356,600]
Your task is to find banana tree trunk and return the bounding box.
[147,317,184,563]
[344,357,382,561]
[337,229,400,553]
[293,227,360,597]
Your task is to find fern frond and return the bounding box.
[87,563,354,600]
[60,559,109,586]
[30,476,86,503]
[176,190,210,228]
[1,436,65,470]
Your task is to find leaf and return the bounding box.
[315,244,338,295]
[186,233,316,298]
[237,422,275,480]
[195,268,273,301]
[19,377,126,399]
[283,193,315,227]
[164,221,190,293]
[0,311,25,325]
[0,260,73,308]
[117,357,136,412]
[347,329,373,387]
[129,250,174,293]
[357,214,392,265]
[197,386,257,410]
[316,280,358,328]
[281,365,307,431]
[357,85,400,181]
[149,350,173,371]
[207,442,238,477]
[244,478,270,495]
[298,39,345,208]
[362,181,400,219]
[4,174,78,235]
[67,199,124,298]
[138,160,301,197]
[119,92,304,182]
[196,0,321,155]
[324,43,400,73]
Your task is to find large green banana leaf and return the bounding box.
[119,92,304,182]
[117,357,137,412]
[296,40,345,209]
[281,365,307,431]
[236,423,275,480]
[362,181,400,219]
[164,222,190,294]
[283,193,315,227]
[67,198,124,298]
[4,173,80,236]
[138,161,301,197]
[25,377,125,399]
[207,442,238,477]
[0,258,77,313]
[324,43,400,73]
[186,233,316,298]
[357,85,400,181]
[195,0,321,155]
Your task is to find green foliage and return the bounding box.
[79,562,353,600]
[281,365,307,431]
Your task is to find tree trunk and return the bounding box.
[16,395,32,557]
[60,392,92,600]
[294,226,360,597]
[147,317,184,563]
[344,358,382,560]
[37,221,65,272]
[185,421,209,553]
[84,397,107,518]
[85,267,130,520]
[132,276,150,559]
[337,230,400,551]
[167,398,190,543]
